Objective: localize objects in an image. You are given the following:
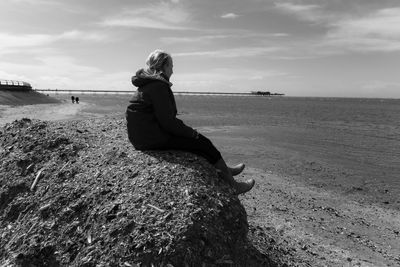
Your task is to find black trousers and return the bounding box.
[157,133,222,165]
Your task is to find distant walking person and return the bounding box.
[75,97,79,104]
[71,96,75,103]
[126,49,254,194]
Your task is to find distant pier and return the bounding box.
[35,89,284,97]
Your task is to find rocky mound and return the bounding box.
[0,118,275,266]
[0,90,59,106]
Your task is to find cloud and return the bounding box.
[362,80,400,90]
[329,8,400,38]
[271,33,290,37]
[174,46,282,58]
[100,2,191,30]
[4,0,78,14]
[360,80,400,98]
[323,7,400,52]
[275,2,319,13]
[161,31,289,44]
[0,70,30,83]
[0,33,53,50]
[101,17,186,30]
[0,55,133,90]
[274,2,322,22]
[0,30,108,56]
[161,34,235,44]
[0,55,98,87]
[221,13,240,19]
[273,4,400,54]
[6,0,54,5]
[60,30,108,42]
[174,68,288,92]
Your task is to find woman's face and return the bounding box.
[162,57,174,79]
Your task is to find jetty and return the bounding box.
[251,91,285,96]
[35,89,284,96]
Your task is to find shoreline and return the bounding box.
[1,101,399,265]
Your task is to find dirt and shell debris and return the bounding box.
[0,118,282,266]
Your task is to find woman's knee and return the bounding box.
[198,133,213,145]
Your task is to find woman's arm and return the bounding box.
[149,83,197,138]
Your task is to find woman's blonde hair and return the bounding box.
[146,49,171,73]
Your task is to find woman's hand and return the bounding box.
[193,130,200,140]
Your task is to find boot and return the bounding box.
[214,159,255,194]
[214,158,236,186]
[234,179,255,195]
[229,163,245,176]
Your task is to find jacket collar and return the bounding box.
[132,68,173,87]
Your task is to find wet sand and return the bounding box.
[1,100,399,266]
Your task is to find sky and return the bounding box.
[1,0,400,98]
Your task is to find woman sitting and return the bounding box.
[126,49,254,194]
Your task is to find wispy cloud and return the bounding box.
[100,17,186,30]
[100,2,191,30]
[362,80,400,90]
[0,55,98,87]
[60,30,108,42]
[221,13,240,19]
[174,46,282,58]
[271,33,290,37]
[274,3,400,53]
[329,8,400,38]
[174,68,289,92]
[275,2,320,13]
[360,80,400,98]
[161,34,233,44]
[4,0,80,13]
[0,70,30,83]
[6,0,55,5]
[323,7,400,52]
[161,31,289,45]
[0,30,108,55]
[0,33,53,50]
[274,2,322,22]
[0,55,132,90]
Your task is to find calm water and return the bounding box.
[58,94,400,208]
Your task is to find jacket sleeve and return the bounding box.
[149,83,197,138]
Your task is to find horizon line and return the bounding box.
[34,89,284,96]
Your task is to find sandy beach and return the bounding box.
[0,102,86,127]
[1,97,399,266]
[203,125,400,266]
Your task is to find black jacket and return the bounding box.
[126,69,196,149]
